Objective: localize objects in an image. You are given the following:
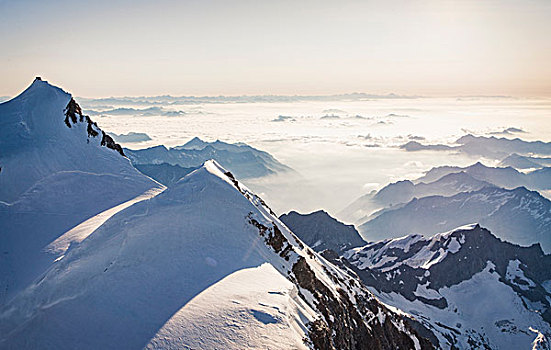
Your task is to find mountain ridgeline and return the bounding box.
[0,79,433,349]
[281,208,551,348]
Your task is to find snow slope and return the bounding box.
[0,78,157,203]
[0,160,431,350]
[0,79,162,304]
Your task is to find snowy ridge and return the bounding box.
[0,160,431,349]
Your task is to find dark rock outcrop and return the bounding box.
[292,256,433,350]
[245,205,433,349]
[63,98,125,157]
[100,131,125,157]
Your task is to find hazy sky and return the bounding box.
[1,0,551,97]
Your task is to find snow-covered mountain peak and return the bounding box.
[0,79,153,203]
[0,155,432,349]
[335,224,551,349]
[1,77,125,156]
[180,136,208,150]
[0,80,161,305]
[0,78,71,150]
[165,160,264,209]
[17,77,68,100]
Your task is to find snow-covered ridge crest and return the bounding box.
[0,159,432,349]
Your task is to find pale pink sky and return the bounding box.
[1,0,551,97]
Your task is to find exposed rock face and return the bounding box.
[280,210,366,254]
[225,169,433,350]
[247,215,294,261]
[292,256,433,350]
[100,131,125,157]
[64,98,125,156]
[346,225,551,316]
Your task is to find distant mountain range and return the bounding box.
[125,137,293,179]
[339,161,551,225]
[107,131,152,143]
[415,162,551,191]
[357,186,551,253]
[499,153,551,169]
[77,92,420,108]
[340,171,492,223]
[85,106,185,117]
[401,134,551,160]
[338,160,551,256]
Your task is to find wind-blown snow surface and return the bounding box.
[0,160,430,349]
[0,79,161,304]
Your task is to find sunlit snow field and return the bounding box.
[85,97,551,216]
